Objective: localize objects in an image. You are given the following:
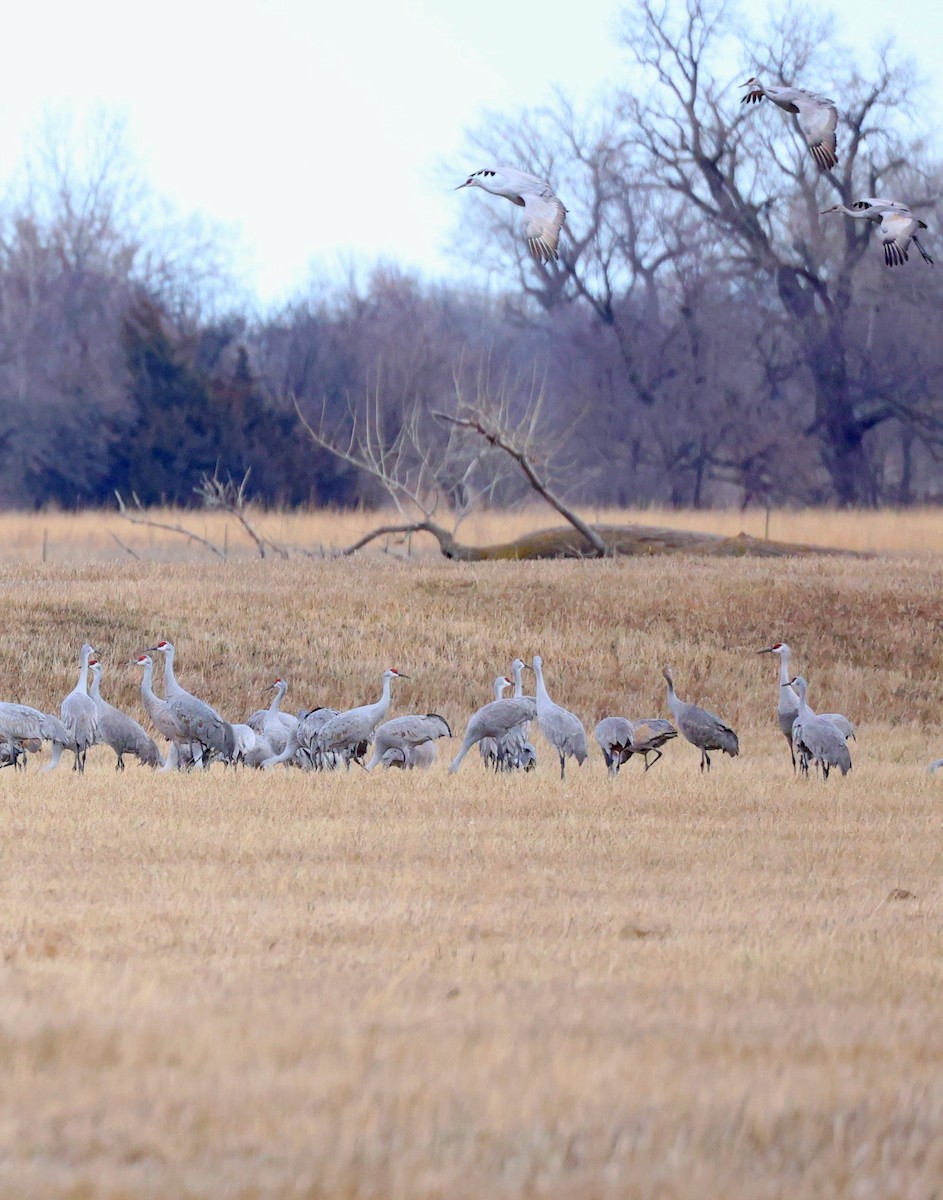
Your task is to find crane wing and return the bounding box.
[792,91,838,170]
[880,209,917,266]
[521,189,567,263]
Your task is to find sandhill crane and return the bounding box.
[88,660,160,769]
[455,167,567,263]
[448,691,537,774]
[791,676,851,779]
[316,669,407,766]
[366,713,451,770]
[499,656,537,771]
[758,642,855,772]
[739,76,838,170]
[149,640,235,765]
[663,667,739,772]
[247,678,298,757]
[259,705,341,770]
[595,714,678,775]
[60,641,100,773]
[479,676,513,769]
[132,653,189,770]
[820,199,933,267]
[757,642,801,770]
[0,702,70,770]
[531,655,587,780]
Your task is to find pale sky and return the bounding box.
[1,0,939,309]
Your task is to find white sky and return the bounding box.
[0,0,939,309]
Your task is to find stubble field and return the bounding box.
[2,509,943,1199]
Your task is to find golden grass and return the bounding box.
[6,502,943,563]
[2,536,943,1197]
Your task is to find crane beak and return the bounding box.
[454,180,471,190]
[756,647,774,654]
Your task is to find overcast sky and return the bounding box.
[1,0,938,309]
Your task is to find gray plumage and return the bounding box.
[479,676,513,769]
[448,695,538,773]
[595,716,677,775]
[0,702,69,770]
[150,640,236,765]
[663,667,739,772]
[316,668,407,766]
[262,706,342,770]
[246,678,298,756]
[366,712,451,770]
[791,676,852,779]
[60,641,100,772]
[89,661,160,769]
[759,643,855,772]
[532,654,587,780]
[499,657,537,771]
[133,653,188,770]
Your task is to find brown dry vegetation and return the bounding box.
[2,514,943,1198]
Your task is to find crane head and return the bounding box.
[757,642,789,655]
[132,654,152,668]
[454,168,497,191]
[387,668,409,680]
[267,678,284,690]
[149,640,173,654]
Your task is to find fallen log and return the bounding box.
[344,520,863,561]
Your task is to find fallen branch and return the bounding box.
[114,492,227,560]
[432,410,608,556]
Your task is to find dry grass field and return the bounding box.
[2,511,943,1198]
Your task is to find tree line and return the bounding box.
[1,0,941,512]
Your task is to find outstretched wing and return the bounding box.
[792,90,838,170]
[880,209,918,266]
[521,188,567,263]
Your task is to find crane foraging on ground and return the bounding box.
[316,668,408,767]
[739,76,838,171]
[663,667,739,772]
[594,716,677,776]
[455,167,567,263]
[149,641,235,766]
[366,713,451,770]
[531,655,587,780]
[448,689,537,774]
[790,675,852,779]
[60,641,100,773]
[88,660,161,769]
[0,701,70,770]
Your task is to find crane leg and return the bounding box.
[559,754,566,780]
[643,750,663,772]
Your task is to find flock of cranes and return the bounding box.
[0,638,860,781]
[459,76,933,269]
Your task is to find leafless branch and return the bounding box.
[114,491,227,560]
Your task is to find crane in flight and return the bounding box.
[820,198,933,267]
[455,167,567,263]
[739,76,838,171]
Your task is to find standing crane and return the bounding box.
[148,640,235,765]
[531,655,587,780]
[246,678,298,757]
[758,642,855,773]
[739,76,838,170]
[88,660,161,769]
[663,667,739,772]
[499,656,537,771]
[455,167,567,263]
[791,676,852,779]
[820,198,933,267]
[60,641,100,773]
[365,713,451,770]
[132,653,189,770]
[316,668,408,766]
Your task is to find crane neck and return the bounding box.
[268,682,286,714]
[512,665,524,699]
[777,652,791,688]
[77,645,92,695]
[89,671,102,703]
[161,648,178,691]
[533,662,549,703]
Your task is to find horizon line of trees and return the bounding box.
[1,0,942,513]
